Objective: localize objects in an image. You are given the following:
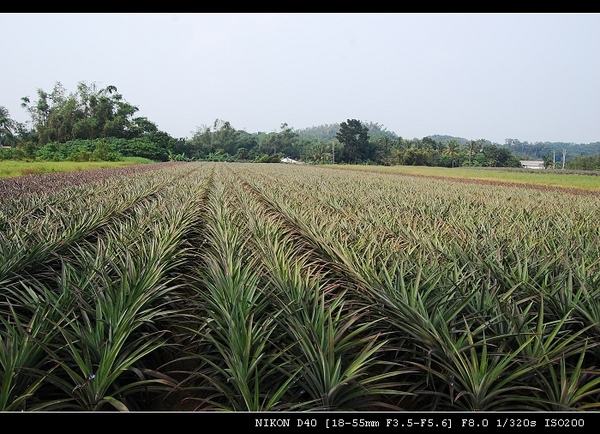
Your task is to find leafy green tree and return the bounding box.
[17,141,38,160]
[257,123,300,158]
[465,140,484,166]
[483,144,521,167]
[0,147,12,160]
[188,124,214,159]
[21,86,52,131]
[301,138,336,164]
[114,137,168,161]
[237,131,258,155]
[567,154,600,171]
[36,142,63,161]
[212,120,239,155]
[403,147,433,166]
[276,123,301,158]
[144,130,174,155]
[125,117,159,139]
[421,136,442,151]
[370,135,394,165]
[187,119,244,160]
[91,141,122,161]
[384,145,404,166]
[20,81,150,146]
[336,119,370,163]
[257,133,278,155]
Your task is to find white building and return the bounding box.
[520,160,545,169]
[280,157,303,164]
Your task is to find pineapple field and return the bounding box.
[1,161,600,412]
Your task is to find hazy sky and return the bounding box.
[2,13,599,144]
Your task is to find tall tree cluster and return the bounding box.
[183,118,523,168]
[0,81,183,162]
[335,119,370,163]
[2,81,597,169]
[19,82,160,145]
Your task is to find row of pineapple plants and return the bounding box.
[230,162,600,411]
[0,163,211,410]
[2,161,600,410]
[172,166,401,410]
[1,164,192,286]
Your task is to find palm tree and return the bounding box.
[444,139,460,167]
[467,140,478,166]
[0,106,16,147]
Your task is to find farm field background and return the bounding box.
[0,158,153,179]
[332,164,600,192]
[1,161,600,412]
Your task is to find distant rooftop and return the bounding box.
[520,160,545,169]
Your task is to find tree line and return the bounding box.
[1,80,598,170]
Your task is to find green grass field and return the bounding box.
[0,158,154,179]
[332,164,600,191]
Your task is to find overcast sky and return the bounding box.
[2,13,599,144]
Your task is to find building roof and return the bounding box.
[520,160,545,168]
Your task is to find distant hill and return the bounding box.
[501,139,600,161]
[295,125,495,146]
